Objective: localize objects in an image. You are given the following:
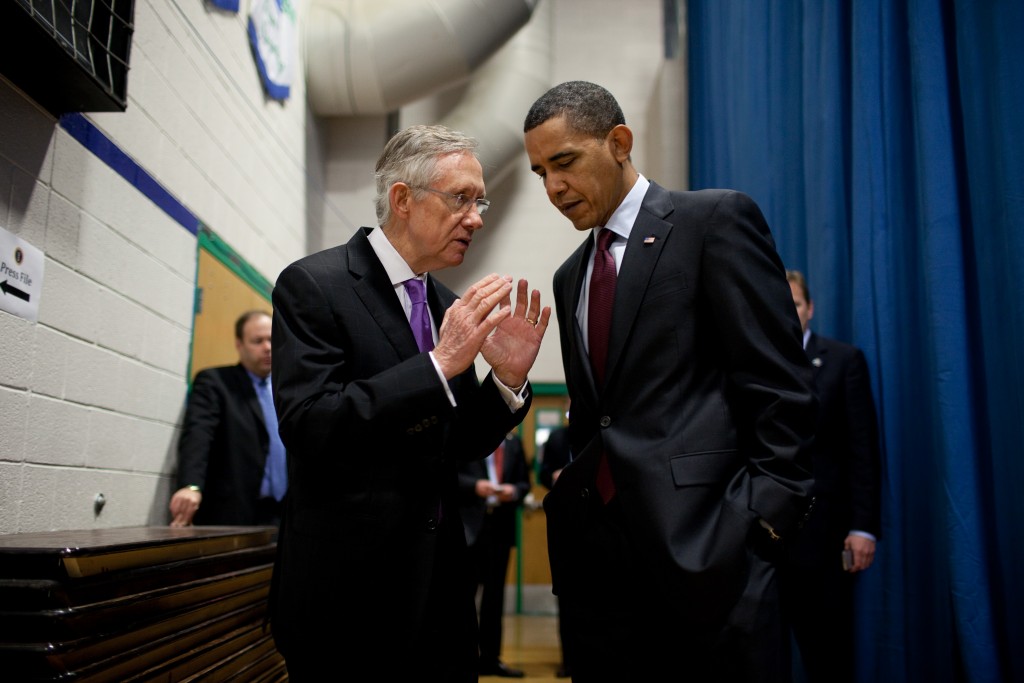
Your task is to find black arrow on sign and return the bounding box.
[1,279,30,302]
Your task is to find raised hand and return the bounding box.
[433,274,513,379]
[482,278,551,388]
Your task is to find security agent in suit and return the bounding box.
[269,125,551,683]
[524,81,816,682]
[169,310,287,527]
[538,423,574,679]
[782,270,882,683]
[538,424,571,493]
[457,433,531,678]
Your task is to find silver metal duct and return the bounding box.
[304,0,550,184]
[305,0,540,116]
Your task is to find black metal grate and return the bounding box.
[1,0,135,114]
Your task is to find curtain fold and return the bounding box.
[686,1,1022,681]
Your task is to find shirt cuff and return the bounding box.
[493,374,529,412]
[849,530,877,542]
[427,351,457,407]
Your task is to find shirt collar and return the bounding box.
[245,369,270,386]
[368,226,422,286]
[597,173,651,243]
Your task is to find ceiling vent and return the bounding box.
[0,0,135,115]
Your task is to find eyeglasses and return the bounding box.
[410,185,490,215]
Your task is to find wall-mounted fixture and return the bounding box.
[0,0,135,115]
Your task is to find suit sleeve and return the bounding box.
[539,428,570,489]
[457,461,483,498]
[273,261,453,452]
[272,258,527,462]
[508,438,532,504]
[843,347,883,538]
[703,191,817,532]
[176,370,221,490]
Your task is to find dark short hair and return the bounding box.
[235,310,271,340]
[786,270,811,303]
[523,81,626,138]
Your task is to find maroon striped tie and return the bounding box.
[588,229,616,385]
[588,228,617,503]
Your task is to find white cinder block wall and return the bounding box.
[0,0,317,533]
[0,0,683,533]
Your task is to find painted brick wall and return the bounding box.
[0,0,316,533]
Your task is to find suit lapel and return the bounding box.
[230,364,265,431]
[425,275,457,330]
[348,228,421,358]
[604,183,673,387]
[566,237,599,398]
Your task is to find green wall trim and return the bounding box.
[531,382,568,396]
[198,225,274,302]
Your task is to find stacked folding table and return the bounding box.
[0,526,286,681]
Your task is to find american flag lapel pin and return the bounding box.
[643,235,656,245]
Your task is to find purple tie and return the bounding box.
[403,278,434,352]
[588,228,617,503]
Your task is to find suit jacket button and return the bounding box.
[580,488,590,500]
[600,416,611,427]
[425,517,438,531]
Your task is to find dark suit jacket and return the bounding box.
[268,227,531,668]
[457,434,531,548]
[539,425,571,490]
[177,363,270,525]
[544,184,816,617]
[790,332,882,567]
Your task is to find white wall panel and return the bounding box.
[0,388,29,462]
[24,395,91,467]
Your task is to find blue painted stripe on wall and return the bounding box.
[58,113,201,236]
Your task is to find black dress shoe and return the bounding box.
[555,665,572,678]
[480,660,525,678]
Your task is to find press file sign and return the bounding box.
[0,225,44,322]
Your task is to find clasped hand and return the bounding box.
[476,479,517,503]
[433,274,551,384]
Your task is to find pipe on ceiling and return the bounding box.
[304,0,550,186]
[304,0,540,117]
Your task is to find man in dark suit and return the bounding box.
[169,310,287,527]
[269,124,550,682]
[538,420,573,679]
[538,422,571,493]
[523,81,817,682]
[782,270,882,683]
[457,432,531,678]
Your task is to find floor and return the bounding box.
[484,585,565,682]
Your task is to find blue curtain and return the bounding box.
[687,2,1023,682]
